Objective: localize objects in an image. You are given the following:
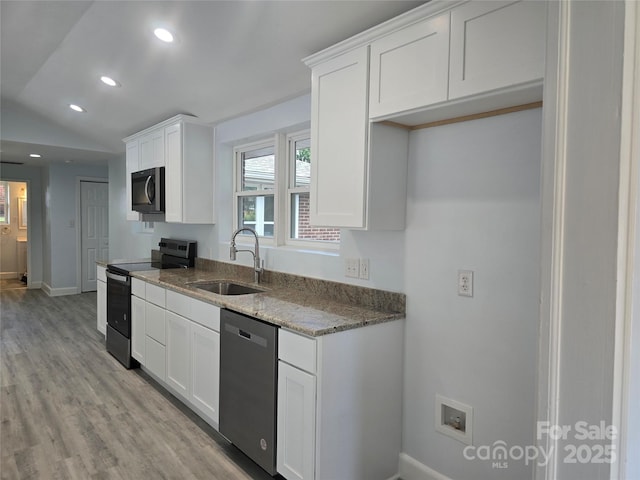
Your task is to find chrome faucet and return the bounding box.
[230,227,263,283]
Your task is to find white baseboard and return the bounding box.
[398,453,453,480]
[28,281,42,289]
[0,272,19,279]
[42,283,79,297]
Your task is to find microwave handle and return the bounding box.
[144,175,153,204]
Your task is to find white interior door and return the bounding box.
[81,181,108,292]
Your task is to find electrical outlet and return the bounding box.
[345,258,359,278]
[359,258,370,280]
[458,270,473,297]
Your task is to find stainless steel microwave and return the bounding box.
[131,167,165,213]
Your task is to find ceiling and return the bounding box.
[0,0,426,167]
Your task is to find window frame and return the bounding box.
[233,138,278,246]
[285,130,339,250]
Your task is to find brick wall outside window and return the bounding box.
[294,193,340,242]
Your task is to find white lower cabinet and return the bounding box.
[277,361,316,480]
[277,321,404,480]
[166,311,191,400]
[131,295,145,362]
[144,287,166,382]
[133,283,221,428]
[96,279,106,335]
[190,322,220,425]
[145,336,166,382]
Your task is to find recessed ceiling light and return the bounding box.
[154,27,174,43]
[100,76,120,87]
[69,104,86,113]
[29,153,41,158]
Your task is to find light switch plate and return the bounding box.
[359,259,369,280]
[345,258,359,278]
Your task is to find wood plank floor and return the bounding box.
[0,289,279,479]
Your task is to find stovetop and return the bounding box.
[106,237,196,275]
[107,261,185,275]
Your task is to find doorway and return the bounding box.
[79,180,109,292]
[0,180,28,290]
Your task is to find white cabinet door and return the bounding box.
[277,361,316,480]
[139,129,165,169]
[166,311,190,400]
[449,0,546,99]
[131,295,145,363]
[125,140,140,221]
[164,122,183,222]
[164,120,215,224]
[191,322,220,425]
[145,301,166,345]
[310,46,369,228]
[145,337,166,382]
[369,13,450,119]
[96,279,106,335]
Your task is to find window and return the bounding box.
[0,182,9,224]
[233,132,340,248]
[234,142,276,238]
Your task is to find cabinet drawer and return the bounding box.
[190,298,220,332]
[279,329,317,374]
[146,283,166,307]
[166,291,220,332]
[166,289,190,318]
[97,265,107,283]
[131,278,145,298]
[145,302,166,345]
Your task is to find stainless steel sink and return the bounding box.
[189,281,264,295]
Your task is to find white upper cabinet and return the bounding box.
[308,47,409,229]
[138,128,165,169]
[310,47,369,228]
[164,118,214,224]
[369,13,450,119]
[304,0,546,230]
[448,0,546,100]
[123,114,214,224]
[125,140,140,221]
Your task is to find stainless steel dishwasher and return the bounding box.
[219,309,278,475]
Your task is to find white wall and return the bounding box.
[43,163,108,291]
[402,108,542,480]
[0,164,44,287]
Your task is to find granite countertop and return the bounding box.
[129,263,405,337]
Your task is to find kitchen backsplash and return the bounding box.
[194,257,405,315]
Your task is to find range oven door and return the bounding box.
[106,270,136,369]
[106,271,131,338]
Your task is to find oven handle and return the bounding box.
[106,271,130,285]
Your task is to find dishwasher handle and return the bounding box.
[225,323,267,347]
